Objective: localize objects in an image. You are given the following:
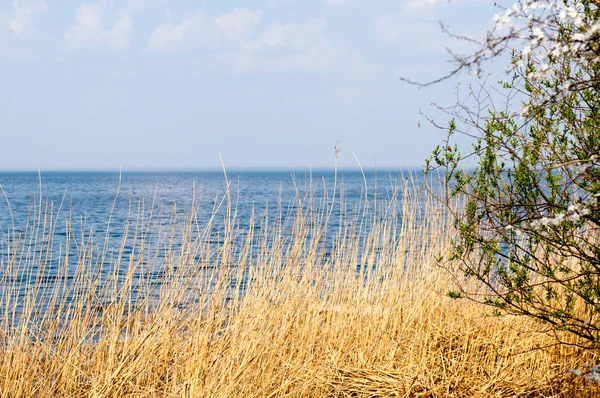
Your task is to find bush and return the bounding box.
[424,0,600,347]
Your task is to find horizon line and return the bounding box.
[0,166,425,173]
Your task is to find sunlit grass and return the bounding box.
[0,173,598,397]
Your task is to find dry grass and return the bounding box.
[0,175,598,397]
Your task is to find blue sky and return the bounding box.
[0,0,501,170]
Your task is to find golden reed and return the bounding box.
[0,173,597,397]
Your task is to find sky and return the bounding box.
[0,0,503,170]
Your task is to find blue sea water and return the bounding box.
[0,169,428,319]
[0,169,422,236]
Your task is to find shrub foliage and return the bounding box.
[425,0,600,346]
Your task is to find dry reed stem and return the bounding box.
[0,177,598,397]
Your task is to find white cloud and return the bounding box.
[65,4,101,47]
[9,0,47,38]
[257,18,327,50]
[149,10,373,76]
[148,18,194,50]
[148,8,262,52]
[404,0,446,11]
[215,8,262,41]
[404,0,483,12]
[64,3,132,49]
[229,18,373,76]
[102,15,132,48]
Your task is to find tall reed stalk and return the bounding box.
[0,173,597,397]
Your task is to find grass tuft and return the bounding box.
[0,175,598,397]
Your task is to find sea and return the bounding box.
[0,169,430,319]
[0,169,425,238]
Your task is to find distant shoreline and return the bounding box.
[0,167,417,173]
